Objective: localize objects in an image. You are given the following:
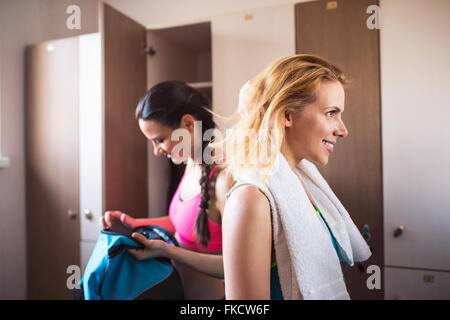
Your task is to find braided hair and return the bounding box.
[197,160,212,247]
[136,81,216,248]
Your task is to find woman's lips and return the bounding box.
[323,140,334,153]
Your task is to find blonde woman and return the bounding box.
[216,54,372,300]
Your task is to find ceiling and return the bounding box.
[103,0,307,29]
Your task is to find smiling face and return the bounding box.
[138,116,196,164]
[138,119,177,159]
[282,80,348,167]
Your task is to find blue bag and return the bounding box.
[78,225,184,300]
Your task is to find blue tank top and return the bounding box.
[270,262,284,300]
[270,208,345,300]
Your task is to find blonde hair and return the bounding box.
[212,54,347,182]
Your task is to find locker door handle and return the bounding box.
[362,224,371,242]
[67,209,78,219]
[393,225,404,238]
[358,224,373,273]
[83,209,93,220]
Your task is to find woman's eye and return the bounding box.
[326,110,336,117]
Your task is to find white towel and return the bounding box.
[227,152,372,300]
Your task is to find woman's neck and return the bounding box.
[280,143,301,170]
[185,157,204,176]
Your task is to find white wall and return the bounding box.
[211,4,296,125]
[0,0,99,299]
[0,0,35,299]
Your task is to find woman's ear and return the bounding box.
[283,110,293,128]
[179,114,196,133]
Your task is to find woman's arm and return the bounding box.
[165,245,223,278]
[222,185,272,300]
[128,169,235,278]
[102,211,176,235]
[129,233,224,278]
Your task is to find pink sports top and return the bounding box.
[169,165,222,253]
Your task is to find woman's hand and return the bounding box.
[127,232,169,260]
[128,233,225,278]
[100,211,136,235]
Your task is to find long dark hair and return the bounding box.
[136,81,216,248]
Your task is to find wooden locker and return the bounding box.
[26,4,150,298]
[145,21,213,217]
[26,37,81,299]
[380,0,450,299]
[103,3,148,219]
[296,0,384,299]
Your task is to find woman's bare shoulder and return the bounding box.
[222,183,272,300]
[225,183,271,219]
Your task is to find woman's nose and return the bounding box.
[336,119,348,138]
[154,146,164,157]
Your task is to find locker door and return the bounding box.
[103,3,148,218]
[80,3,149,270]
[296,0,383,299]
[79,33,103,270]
[380,0,450,299]
[26,37,80,299]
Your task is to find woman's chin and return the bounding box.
[308,155,329,167]
[170,155,189,165]
[170,158,183,165]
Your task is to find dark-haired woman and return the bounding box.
[101,81,234,299]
